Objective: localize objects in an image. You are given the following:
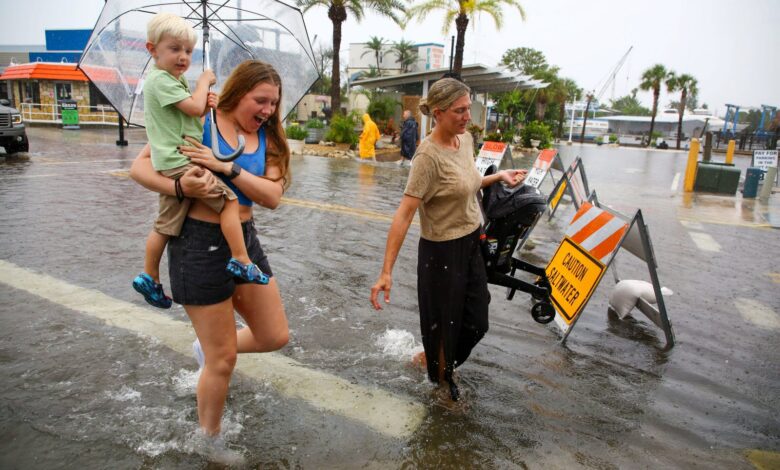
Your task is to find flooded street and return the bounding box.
[1,127,778,468]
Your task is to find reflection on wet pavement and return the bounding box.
[0,127,777,468]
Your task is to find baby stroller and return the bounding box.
[480,166,556,323]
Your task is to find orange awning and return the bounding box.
[0,62,139,86]
[0,63,90,82]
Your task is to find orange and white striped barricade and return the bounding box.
[544,199,674,348]
[525,148,564,189]
[476,141,509,176]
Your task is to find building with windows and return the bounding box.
[346,42,445,82]
[0,29,117,124]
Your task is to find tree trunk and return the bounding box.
[647,88,659,147]
[535,100,547,121]
[453,14,468,75]
[557,100,565,138]
[580,95,592,143]
[375,51,381,76]
[328,5,347,116]
[676,88,687,150]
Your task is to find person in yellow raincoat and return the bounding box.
[359,113,380,159]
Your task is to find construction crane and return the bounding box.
[575,46,633,143]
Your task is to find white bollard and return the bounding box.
[758,167,777,200]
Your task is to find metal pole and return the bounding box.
[567,101,575,143]
[449,36,454,72]
[116,114,128,146]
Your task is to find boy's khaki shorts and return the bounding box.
[154,163,237,236]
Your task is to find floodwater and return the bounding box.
[1,127,778,468]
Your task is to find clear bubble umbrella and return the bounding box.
[78,0,319,160]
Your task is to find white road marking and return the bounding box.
[670,172,680,191]
[0,260,426,438]
[679,220,704,230]
[688,231,721,252]
[37,159,131,165]
[734,298,780,330]
[0,169,128,180]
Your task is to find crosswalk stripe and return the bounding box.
[0,260,426,438]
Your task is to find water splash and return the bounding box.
[375,329,424,361]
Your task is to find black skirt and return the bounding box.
[417,227,490,383]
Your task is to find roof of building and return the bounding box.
[0,62,89,81]
[349,63,547,94]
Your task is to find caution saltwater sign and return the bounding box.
[545,237,606,325]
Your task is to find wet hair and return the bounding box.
[218,60,290,189]
[418,78,471,118]
[147,12,197,46]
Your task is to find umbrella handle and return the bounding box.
[210,108,246,162]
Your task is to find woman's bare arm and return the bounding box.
[129,143,217,198]
[370,195,421,309]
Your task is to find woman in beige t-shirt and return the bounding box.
[370,78,527,401]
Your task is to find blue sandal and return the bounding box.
[132,273,173,309]
[226,258,270,285]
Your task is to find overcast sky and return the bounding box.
[1,0,778,116]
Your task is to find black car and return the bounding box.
[0,98,29,155]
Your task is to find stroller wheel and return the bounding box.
[532,277,551,301]
[531,302,555,324]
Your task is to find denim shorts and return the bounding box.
[168,217,273,306]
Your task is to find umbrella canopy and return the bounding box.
[78,0,319,127]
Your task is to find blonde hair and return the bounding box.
[218,60,291,189]
[419,78,471,117]
[147,12,197,46]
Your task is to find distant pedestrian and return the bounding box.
[359,113,380,159]
[399,110,418,165]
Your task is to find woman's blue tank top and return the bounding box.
[202,113,266,207]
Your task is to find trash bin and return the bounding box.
[60,99,80,129]
[694,162,740,194]
[743,167,764,198]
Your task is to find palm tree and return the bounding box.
[407,0,525,75]
[666,73,698,149]
[298,0,404,116]
[639,64,671,147]
[361,36,385,76]
[389,39,418,73]
[579,92,594,144]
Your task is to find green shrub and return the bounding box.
[520,120,553,148]
[285,124,308,140]
[485,131,503,142]
[609,134,618,143]
[367,95,399,122]
[305,118,325,129]
[325,112,360,146]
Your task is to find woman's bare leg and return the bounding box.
[185,298,237,435]
[232,279,289,353]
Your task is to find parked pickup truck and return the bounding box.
[0,99,29,155]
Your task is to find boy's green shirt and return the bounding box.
[143,65,204,171]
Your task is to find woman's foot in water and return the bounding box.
[411,350,427,369]
[226,258,270,285]
[192,339,205,370]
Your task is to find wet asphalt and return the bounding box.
[0,126,778,469]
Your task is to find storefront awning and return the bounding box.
[0,62,89,82]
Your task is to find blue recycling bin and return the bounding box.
[743,167,764,198]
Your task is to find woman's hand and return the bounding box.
[500,169,528,187]
[370,273,393,310]
[179,136,232,175]
[179,165,217,198]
